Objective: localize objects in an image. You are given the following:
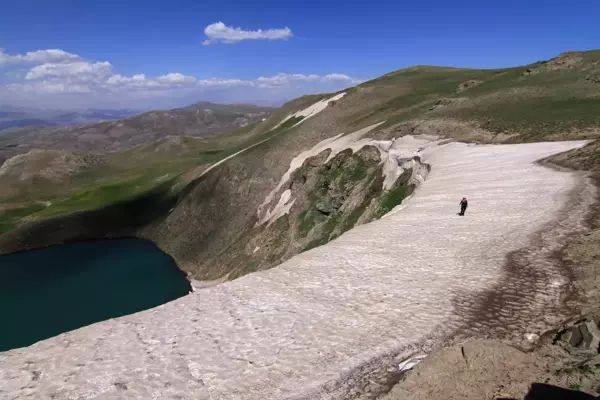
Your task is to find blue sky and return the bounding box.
[0,0,598,109]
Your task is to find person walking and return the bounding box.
[458,197,468,216]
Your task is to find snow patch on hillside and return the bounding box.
[274,92,347,129]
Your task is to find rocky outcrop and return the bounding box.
[558,319,600,352]
[523,52,588,76]
[457,79,483,92]
[245,144,429,270]
[429,98,453,111]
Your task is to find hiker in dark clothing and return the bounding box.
[459,197,468,216]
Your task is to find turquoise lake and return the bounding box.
[0,239,191,352]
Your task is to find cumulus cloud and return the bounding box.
[202,22,293,45]
[197,78,252,87]
[106,74,147,86]
[3,47,360,108]
[102,73,199,92]
[323,73,357,82]
[0,48,81,66]
[8,81,92,94]
[157,73,197,84]
[255,73,360,87]
[25,61,113,81]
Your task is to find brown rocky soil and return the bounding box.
[457,79,483,92]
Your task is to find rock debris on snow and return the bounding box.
[0,140,593,400]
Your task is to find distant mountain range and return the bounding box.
[0,101,275,165]
[0,105,141,131]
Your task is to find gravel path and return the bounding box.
[0,140,593,400]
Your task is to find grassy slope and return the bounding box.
[1,50,600,233]
[350,51,600,140]
[0,103,312,231]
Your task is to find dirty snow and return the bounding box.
[274,92,347,130]
[0,140,593,400]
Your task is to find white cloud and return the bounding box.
[255,73,359,88]
[197,78,252,87]
[106,74,147,85]
[202,21,293,45]
[257,73,320,86]
[25,61,113,81]
[10,69,358,96]
[104,72,198,91]
[323,73,356,82]
[3,47,361,108]
[8,81,92,94]
[157,73,196,84]
[0,48,81,66]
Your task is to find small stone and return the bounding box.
[560,326,583,347]
[354,145,381,163]
[579,321,600,352]
[315,197,335,215]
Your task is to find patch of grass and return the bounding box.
[297,209,313,237]
[448,97,600,137]
[36,175,178,219]
[569,382,583,391]
[278,116,305,130]
[346,51,600,139]
[0,203,46,233]
[377,185,409,217]
[347,155,369,182]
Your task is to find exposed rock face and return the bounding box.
[585,71,600,84]
[245,144,427,269]
[243,128,431,277]
[0,140,592,400]
[523,52,587,76]
[429,98,453,111]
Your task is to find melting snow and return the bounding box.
[0,140,592,400]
